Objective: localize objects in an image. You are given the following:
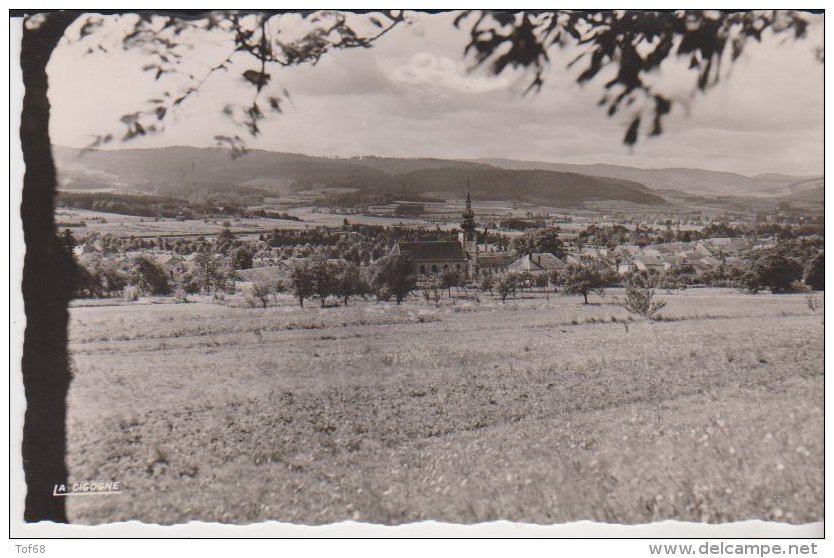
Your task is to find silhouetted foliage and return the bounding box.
[456,10,816,145]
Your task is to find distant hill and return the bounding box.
[53,146,387,195]
[53,146,665,207]
[778,177,824,202]
[474,157,822,198]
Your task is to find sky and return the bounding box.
[45,10,824,177]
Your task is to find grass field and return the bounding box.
[65,289,823,526]
[55,208,429,238]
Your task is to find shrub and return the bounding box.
[479,274,495,293]
[247,280,276,309]
[621,274,667,320]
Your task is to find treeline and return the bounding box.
[576,222,825,249]
[57,191,302,221]
[57,192,188,218]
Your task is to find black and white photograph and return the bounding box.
[10,6,825,541]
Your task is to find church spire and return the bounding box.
[466,179,471,210]
[461,180,476,232]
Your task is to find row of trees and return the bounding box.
[247,254,417,308]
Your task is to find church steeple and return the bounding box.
[459,181,478,277]
[461,179,476,232]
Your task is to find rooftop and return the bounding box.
[393,241,467,262]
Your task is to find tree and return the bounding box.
[742,271,761,294]
[563,263,605,304]
[373,254,416,304]
[193,251,229,294]
[232,246,254,270]
[288,260,316,308]
[333,261,369,305]
[805,253,824,291]
[72,263,101,298]
[309,256,336,307]
[547,269,561,290]
[129,256,172,295]
[100,265,128,296]
[753,253,804,293]
[621,273,667,320]
[509,227,566,258]
[440,268,462,296]
[496,273,518,302]
[247,280,278,309]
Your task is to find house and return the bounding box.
[474,253,515,277]
[507,253,566,276]
[633,254,666,273]
[690,256,722,275]
[693,243,713,257]
[613,245,642,259]
[660,254,688,270]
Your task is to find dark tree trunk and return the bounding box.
[20,12,77,523]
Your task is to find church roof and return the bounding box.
[393,241,467,262]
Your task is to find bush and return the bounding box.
[479,275,495,293]
[246,280,276,308]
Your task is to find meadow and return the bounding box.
[65,289,823,525]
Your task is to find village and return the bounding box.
[60,187,822,310]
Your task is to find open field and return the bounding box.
[55,208,429,238]
[65,289,823,525]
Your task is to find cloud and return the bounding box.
[390,52,510,93]
[44,10,824,176]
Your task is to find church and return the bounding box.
[390,189,502,279]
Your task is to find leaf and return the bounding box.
[624,117,640,146]
[242,69,270,89]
